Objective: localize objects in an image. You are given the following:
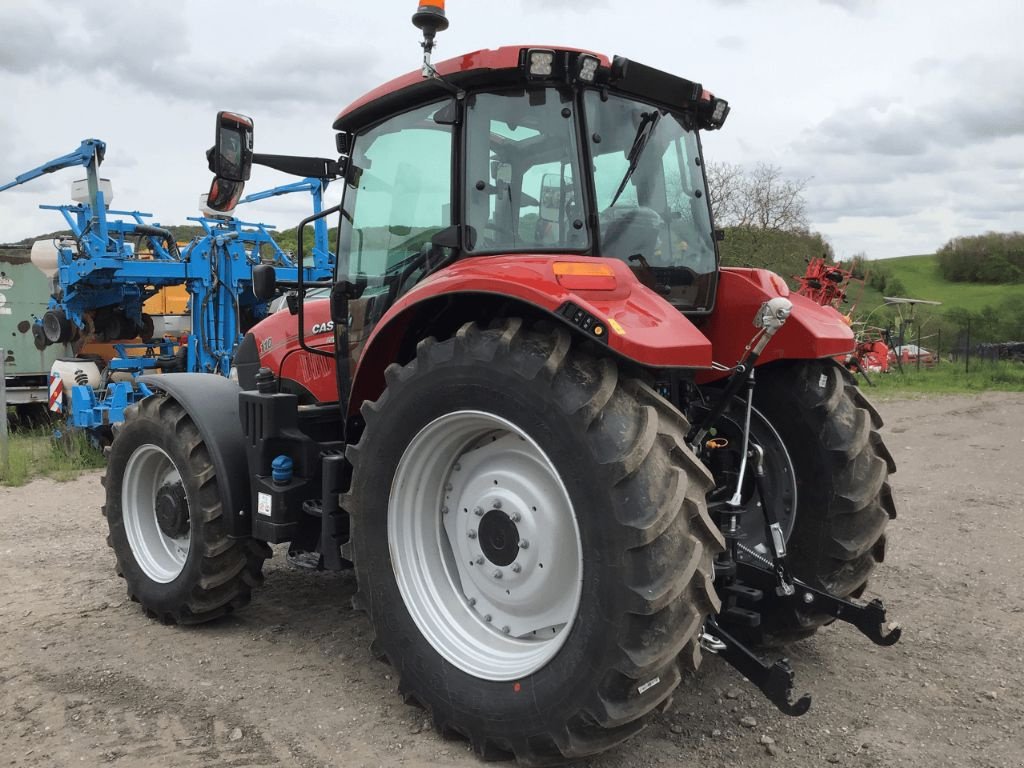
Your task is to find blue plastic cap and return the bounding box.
[271,454,294,484]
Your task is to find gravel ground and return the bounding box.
[1,392,1022,768]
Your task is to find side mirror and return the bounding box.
[211,111,253,181]
[252,264,277,301]
[205,176,244,213]
[539,173,562,223]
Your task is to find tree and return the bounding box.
[705,162,827,278]
[936,232,1024,284]
[707,162,809,232]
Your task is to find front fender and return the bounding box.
[350,255,712,413]
[138,373,252,537]
[696,268,855,383]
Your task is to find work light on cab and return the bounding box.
[526,49,556,78]
[577,54,600,82]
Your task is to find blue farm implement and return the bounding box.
[0,138,335,434]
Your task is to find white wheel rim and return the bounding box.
[122,444,191,583]
[389,410,583,681]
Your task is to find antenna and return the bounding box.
[412,0,449,77]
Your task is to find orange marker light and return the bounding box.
[552,262,617,291]
[419,0,445,8]
[552,262,614,277]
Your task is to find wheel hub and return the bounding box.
[478,509,519,566]
[155,482,190,538]
[121,444,191,584]
[389,411,583,681]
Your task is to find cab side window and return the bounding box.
[343,102,454,284]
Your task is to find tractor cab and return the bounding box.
[330,46,729,326]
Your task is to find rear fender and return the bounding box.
[349,255,713,415]
[696,268,855,384]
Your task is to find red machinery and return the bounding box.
[794,257,891,375]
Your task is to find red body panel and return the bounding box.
[695,268,856,384]
[349,255,713,413]
[247,301,337,403]
[335,46,611,127]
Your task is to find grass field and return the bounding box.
[0,425,106,487]
[854,254,1024,315]
[861,359,1024,396]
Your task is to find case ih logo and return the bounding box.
[311,321,334,335]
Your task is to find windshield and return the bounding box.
[465,89,588,253]
[585,91,717,312]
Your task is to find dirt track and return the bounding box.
[1,392,1022,768]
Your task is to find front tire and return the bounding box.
[103,394,270,624]
[345,320,723,764]
[752,360,897,639]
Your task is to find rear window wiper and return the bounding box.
[609,110,661,207]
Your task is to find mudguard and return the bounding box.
[695,268,855,384]
[137,373,252,538]
[349,255,713,413]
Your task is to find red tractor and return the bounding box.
[102,4,899,763]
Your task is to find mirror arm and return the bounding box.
[253,153,341,180]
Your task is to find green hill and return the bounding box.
[843,253,1024,351]
[864,254,1024,314]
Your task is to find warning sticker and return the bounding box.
[257,492,273,517]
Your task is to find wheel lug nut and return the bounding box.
[519,539,529,550]
[493,569,503,579]
[468,597,476,606]
[511,563,522,573]
[510,512,521,523]
[474,506,484,516]
[501,625,511,635]
[445,482,453,491]
[483,614,492,623]
[454,463,461,471]
[441,506,449,515]
[475,556,484,565]
[803,593,815,604]
[467,530,477,539]
[493,499,502,509]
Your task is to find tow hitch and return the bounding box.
[695,296,903,716]
[706,564,901,715]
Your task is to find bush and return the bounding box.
[936,232,1024,284]
[718,227,834,282]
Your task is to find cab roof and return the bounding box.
[332,45,727,134]
[333,46,609,132]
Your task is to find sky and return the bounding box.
[0,0,1021,260]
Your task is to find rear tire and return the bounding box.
[345,320,723,765]
[752,360,897,640]
[103,394,270,624]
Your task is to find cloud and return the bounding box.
[0,2,382,109]
[519,0,610,8]
[819,0,878,16]
[796,56,1024,161]
[716,35,746,51]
